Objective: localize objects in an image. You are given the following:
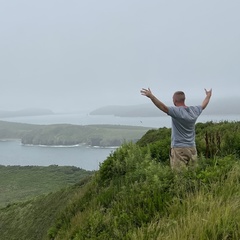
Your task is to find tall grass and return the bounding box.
[132,164,240,240]
[49,144,240,239]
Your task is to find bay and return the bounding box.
[0,140,115,171]
[1,113,240,170]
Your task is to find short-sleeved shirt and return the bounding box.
[167,106,202,147]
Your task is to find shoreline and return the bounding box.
[0,139,119,149]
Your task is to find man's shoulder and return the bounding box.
[188,105,202,111]
[168,105,202,118]
[188,105,203,115]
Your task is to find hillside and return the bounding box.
[0,184,82,240]
[1,121,240,239]
[0,165,92,208]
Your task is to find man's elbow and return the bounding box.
[162,106,169,114]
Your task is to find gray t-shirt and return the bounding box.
[167,106,202,147]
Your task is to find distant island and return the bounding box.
[90,104,165,117]
[0,121,152,147]
[90,97,240,117]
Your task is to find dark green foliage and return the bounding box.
[0,186,79,240]
[195,121,240,158]
[138,121,240,160]
[47,121,240,239]
[136,127,171,163]
[136,127,170,146]
[98,143,143,184]
[49,143,176,239]
[0,165,92,208]
[48,141,240,239]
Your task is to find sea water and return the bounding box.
[0,140,115,171]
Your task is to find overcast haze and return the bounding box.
[0,0,239,112]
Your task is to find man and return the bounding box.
[140,87,212,170]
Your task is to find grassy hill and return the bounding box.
[1,121,240,239]
[0,184,82,240]
[0,165,92,208]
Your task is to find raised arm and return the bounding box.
[140,88,169,114]
[202,88,212,110]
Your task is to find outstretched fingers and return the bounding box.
[140,88,151,96]
[204,88,212,96]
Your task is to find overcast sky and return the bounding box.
[0,0,239,112]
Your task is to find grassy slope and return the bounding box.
[0,165,92,208]
[2,147,239,240]
[1,122,240,239]
[0,184,82,240]
[48,145,240,240]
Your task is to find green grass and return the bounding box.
[0,165,92,208]
[48,144,240,239]
[0,184,83,240]
[130,162,240,240]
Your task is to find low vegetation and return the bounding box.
[0,165,92,208]
[0,185,82,240]
[48,144,240,240]
[0,121,240,239]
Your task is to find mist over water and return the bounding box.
[2,113,240,128]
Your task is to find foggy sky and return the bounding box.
[0,0,239,112]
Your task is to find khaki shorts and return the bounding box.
[170,147,198,170]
